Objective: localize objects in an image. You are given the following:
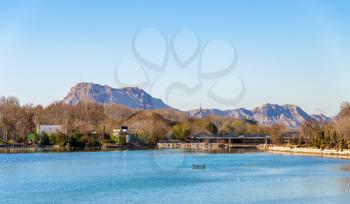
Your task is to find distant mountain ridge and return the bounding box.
[189,103,331,129]
[62,83,331,129]
[62,82,171,109]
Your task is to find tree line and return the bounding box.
[0,96,349,149]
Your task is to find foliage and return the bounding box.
[339,138,345,151]
[7,140,16,145]
[207,122,218,136]
[1,95,350,149]
[38,133,50,145]
[169,122,191,140]
[27,133,38,143]
[111,135,126,145]
[49,133,69,146]
[268,124,287,145]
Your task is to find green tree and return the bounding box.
[27,133,38,143]
[170,122,191,140]
[220,121,235,135]
[111,135,126,145]
[38,133,50,145]
[207,122,218,136]
[313,138,321,149]
[49,132,69,146]
[339,138,345,151]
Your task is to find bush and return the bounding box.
[297,137,303,148]
[7,140,16,145]
[79,134,101,147]
[111,135,126,145]
[207,122,218,136]
[68,134,85,147]
[49,133,69,146]
[100,138,113,144]
[339,138,345,151]
[329,142,336,148]
[313,138,321,149]
[38,133,50,145]
[169,122,191,141]
[27,133,38,143]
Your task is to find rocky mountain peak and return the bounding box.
[62,82,170,110]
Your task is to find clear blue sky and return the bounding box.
[0,0,349,116]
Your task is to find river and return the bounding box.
[1,149,350,203]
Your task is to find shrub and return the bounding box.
[169,122,191,141]
[207,122,218,136]
[111,135,126,145]
[8,140,16,145]
[27,133,38,143]
[313,138,321,149]
[38,133,50,145]
[79,134,101,147]
[49,133,69,146]
[339,138,345,151]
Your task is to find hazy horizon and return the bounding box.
[1,0,349,116]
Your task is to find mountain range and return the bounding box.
[62,82,331,128]
[188,104,331,129]
[63,82,170,109]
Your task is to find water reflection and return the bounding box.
[338,164,350,172]
[182,146,259,154]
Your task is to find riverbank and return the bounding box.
[0,144,156,153]
[258,144,350,159]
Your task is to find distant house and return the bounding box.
[112,126,139,144]
[37,125,66,136]
[112,126,128,136]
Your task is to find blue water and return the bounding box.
[1,149,350,204]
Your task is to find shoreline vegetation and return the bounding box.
[1,96,350,157]
[0,143,156,153]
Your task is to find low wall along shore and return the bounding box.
[157,142,258,151]
[158,143,350,159]
[258,144,350,159]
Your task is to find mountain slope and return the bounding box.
[62,83,331,128]
[252,103,312,128]
[190,104,331,129]
[62,83,171,109]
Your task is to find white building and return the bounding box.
[112,126,128,136]
[37,125,66,135]
[112,126,138,144]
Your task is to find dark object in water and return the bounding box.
[192,164,206,170]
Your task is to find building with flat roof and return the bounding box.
[37,125,66,135]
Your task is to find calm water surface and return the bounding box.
[1,149,350,204]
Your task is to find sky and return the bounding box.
[0,0,349,116]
